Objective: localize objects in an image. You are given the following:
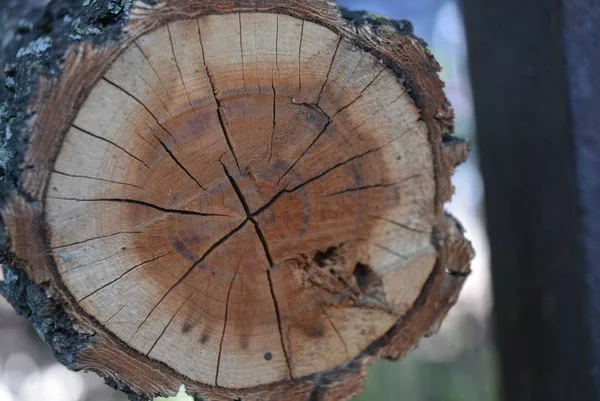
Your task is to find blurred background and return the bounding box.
[0,1,496,400]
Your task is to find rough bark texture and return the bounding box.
[0,1,472,400]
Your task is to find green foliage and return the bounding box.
[355,343,499,401]
[155,386,193,401]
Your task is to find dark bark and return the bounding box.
[0,264,91,368]
[462,0,600,400]
[0,0,47,92]
[338,8,418,40]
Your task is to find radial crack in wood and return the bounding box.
[0,2,473,400]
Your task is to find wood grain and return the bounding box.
[0,1,473,400]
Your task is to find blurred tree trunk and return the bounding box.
[462,1,600,401]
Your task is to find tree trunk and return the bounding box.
[0,1,472,400]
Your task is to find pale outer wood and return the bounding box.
[45,13,437,389]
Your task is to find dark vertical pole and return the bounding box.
[563,2,600,397]
[461,0,599,400]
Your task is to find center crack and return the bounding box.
[220,161,292,377]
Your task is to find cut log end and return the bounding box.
[0,2,473,400]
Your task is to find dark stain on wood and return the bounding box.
[308,328,325,338]
[170,236,198,262]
